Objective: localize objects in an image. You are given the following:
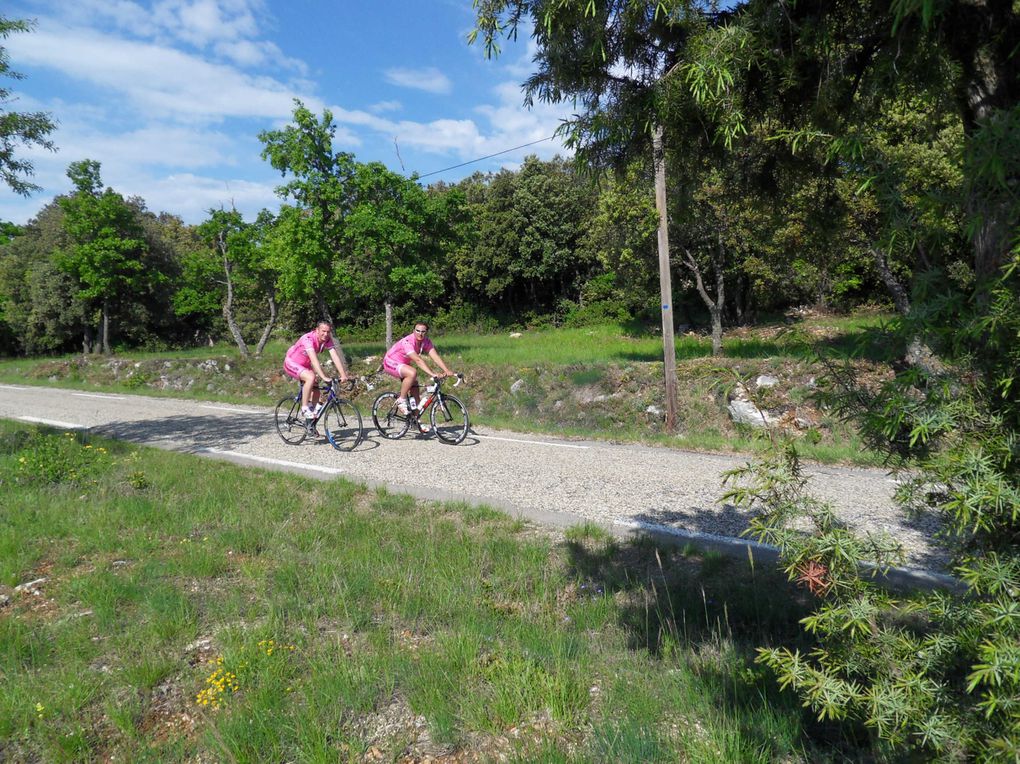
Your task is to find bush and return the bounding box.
[560,299,632,328]
[728,250,1020,761]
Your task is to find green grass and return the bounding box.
[0,420,869,762]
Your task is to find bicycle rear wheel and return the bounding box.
[431,394,469,445]
[323,398,363,451]
[274,396,307,445]
[372,392,411,440]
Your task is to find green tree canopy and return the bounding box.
[57,160,148,354]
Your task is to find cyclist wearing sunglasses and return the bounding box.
[382,321,455,416]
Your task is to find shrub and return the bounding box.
[726,250,1020,761]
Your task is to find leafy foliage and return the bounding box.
[0,16,56,196]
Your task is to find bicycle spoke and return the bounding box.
[274,396,307,445]
[324,399,363,451]
[431,394,469,445]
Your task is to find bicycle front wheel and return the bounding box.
[323,398,363,451]
[372,392,410,440]
[274,396,307,445]
[431,394,469,445]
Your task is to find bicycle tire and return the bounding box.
[323,398,364,451]
[274,396,307,445]
[431,394,469,445]
[372,392,411,440]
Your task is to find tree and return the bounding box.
[453,156,597,320]
[57,160,147,354]
[345,163,441,347]
[187,208,280,358]
[0,202,84,354]
[472,1,724,424]
[196,208,252,356]
[1,16,56,195]
[576,163,659,319]
[259,99,357,327]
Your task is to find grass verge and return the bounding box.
[0,420,873,762]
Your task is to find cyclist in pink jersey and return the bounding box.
[283,320,349,419]
[382,321,455,416]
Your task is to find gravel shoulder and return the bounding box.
[0,384,948,573]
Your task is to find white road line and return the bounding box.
[201,448,343,475]
[71,393,126,400]
[200,405,269,414]
[475,434,590,450]
[0,384,30,390]
[18,416,88,430]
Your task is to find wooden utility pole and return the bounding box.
[652,123,678,432]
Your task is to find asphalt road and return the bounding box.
[0,383,948,575]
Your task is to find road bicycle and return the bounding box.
[274,377,367,450]
[372,373,469,445]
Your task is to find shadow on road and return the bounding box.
[92,413,275,453]
[629,499,951,573]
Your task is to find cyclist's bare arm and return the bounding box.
[406,351,439,379]
[327,347,349,381]
[427,348,454,377]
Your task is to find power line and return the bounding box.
[416,135,556,179]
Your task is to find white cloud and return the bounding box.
[369,100,402,114]
[9,25,306,122]
[383,66,452,95]
[151,0,262,48]
[139,172,279,222]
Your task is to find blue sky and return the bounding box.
[2,0,572,225]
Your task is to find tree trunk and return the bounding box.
[254,290,277,358]
[101,302,111,355]
[315,290,332,325]
[681,245,725,357]
[220,243,250,359]
[871,247,911,316]
[710,306,723,356]
[946,1,1019,285]
[385,301,393,349]
[711,243,725,356]
[312,289,347,373]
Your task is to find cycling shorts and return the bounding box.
[382,356,409,380]
[283,357,311,381]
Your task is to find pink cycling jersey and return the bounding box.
[383,333,434,375]
[284,330,335,372]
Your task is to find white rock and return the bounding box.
[510,379,525,394]
[509,332,522,338]
[728,399,779,428]
[646,405,663,416]
[756,375,780,388]
[14,577,46,594]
